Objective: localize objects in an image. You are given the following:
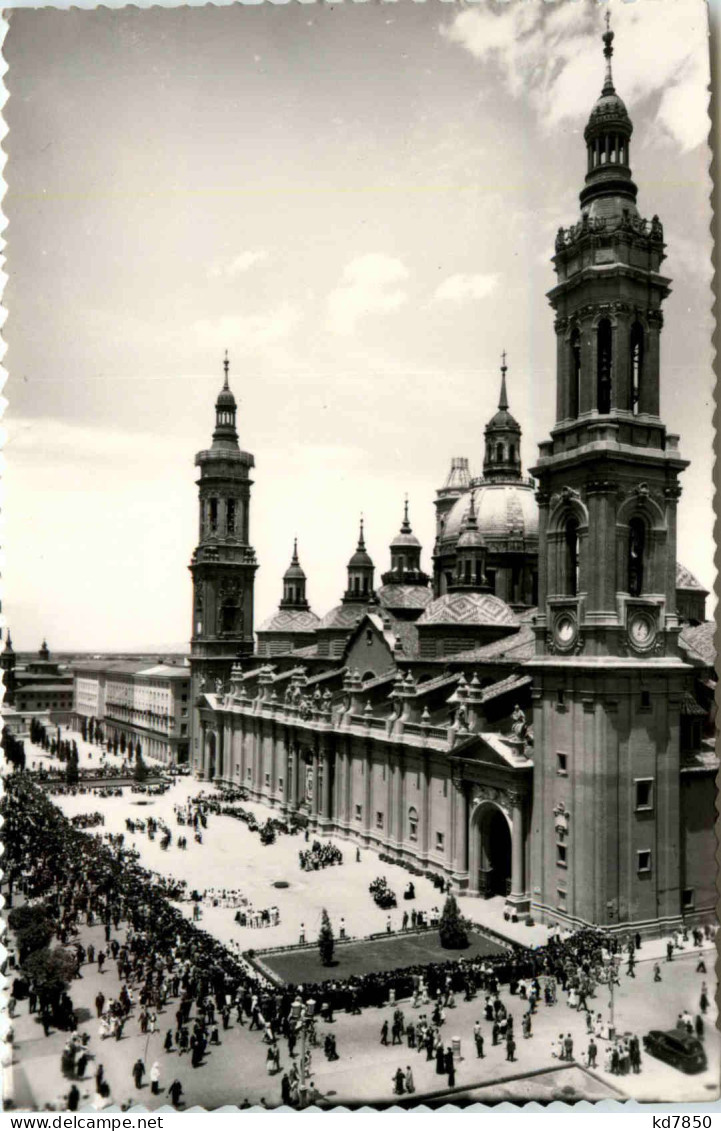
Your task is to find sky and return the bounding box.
[1,0,714,652]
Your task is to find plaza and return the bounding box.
[5,737,720,1110]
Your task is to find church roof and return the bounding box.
[319,604,374,630]
[443,483,538,543]
[676,561,708,592]
[417,592,518,628]
[679,621,716,668]
[445,622,536,663]
[377,584,433,611]
[258,609,320,633]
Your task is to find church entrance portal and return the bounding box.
[477,804,512,899]
[207,731,217,780]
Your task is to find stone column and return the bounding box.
[422,758,431,862]
[451,775,469,889]
[364,742,373,837]
[395,750,405,850]
[311,748,321,822]
[321,743,332,823]
[506,795,529,916]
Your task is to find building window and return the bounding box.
[436,831,445,851]
[226,497,236,535]
[637,850,652,874]
[209,498,218,533]
[355,804,362,821]
[630,321,644,414]
[376,811,384,830]
[556,843,567,868]
[597,317,612,414]
[180,724,187,736]
[565,517,580,596]
[279,776,284,792]
[247,768,251,781]
[557,689,565,707]
[635,778,654,811]
[408,807,418,841]
[569,327,581,418]
[628,517,646,597]
[682,888,695,910]
[640,690,651,710]
[557,887,567,912]
[557,752,568,776]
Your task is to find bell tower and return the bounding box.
[528,17,692,934]
[189,354,258,766]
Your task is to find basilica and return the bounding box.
[188,24,716,935]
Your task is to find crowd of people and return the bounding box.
[298,841,343,871]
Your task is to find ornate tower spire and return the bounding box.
[499,350,509,411]
[213,351,239,448]
[483,353,522,483]
[602,9,615,95]
[343,516,376,604]
[383,497,428,588]
[449,488,489,593]
[280,538,309,609]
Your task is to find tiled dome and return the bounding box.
[443,483,538,543]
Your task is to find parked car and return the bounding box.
[643,1029,707,1074]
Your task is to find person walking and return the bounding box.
[150,1062,161,1096]
[167,1080,184,1108]
[380,1020,389,1045]
[653,963,662,983]
[393,1067,405,1095]
[474,1022,484,1058]
[132,1058,145,1090]
[587,1038,598,1068]
[446,1048,455,1087]
[67,1084,80,1112]
[700,984,709,1014]
[506,1033,516,1063]
[405,1065,415,1094]
[95,991,105,1019]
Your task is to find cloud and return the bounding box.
[326,254,409,335]
[440,0,709,152]
[191,304,300,352]
[207,250,268,279]
[433,273,498,303]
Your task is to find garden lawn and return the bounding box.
[258,928,507,984]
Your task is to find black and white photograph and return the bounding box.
[0,0,717,1112]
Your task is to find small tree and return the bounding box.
[438,893,470,950]
[133,752,149,783]
[318,908,335,966]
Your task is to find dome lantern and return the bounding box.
[483,352,522,483]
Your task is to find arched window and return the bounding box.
[565,517,580,596]
[570,328,581,418]
[226,498,236,535]
[496,443,504,463]
[597,319,612,413]
[628,517,646,596]
[408,806,418,841]
[630,322,644,415]
[220,600,237,635]
[509,443,516,465]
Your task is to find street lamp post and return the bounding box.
[290,997,316,1108]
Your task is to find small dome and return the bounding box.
[284,562,306,580]
[487,408,520,431]
[258,609,319,633]
[457,526,485,550]
[390,531,421,549]
[348,547,374,569]
[216,387,237,408]
[417,592,518,628]
[585,91,632,138]
[443,484,538,543]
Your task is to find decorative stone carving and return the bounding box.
[554,802,570,837]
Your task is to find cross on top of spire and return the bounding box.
[602,8,615,94]
[499,350,509,411]
[223,349,230,390]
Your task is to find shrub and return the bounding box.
[438,893,470,950]
[318,908,334,966]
